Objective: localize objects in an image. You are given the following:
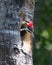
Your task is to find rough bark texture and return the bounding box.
[0,0,34,65]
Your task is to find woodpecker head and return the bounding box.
[20,21,34,38]
[27,21,33,29]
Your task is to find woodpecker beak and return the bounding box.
[21,21,27,28]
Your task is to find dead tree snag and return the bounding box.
[0,0,35,65]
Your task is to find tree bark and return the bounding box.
[0,0,35,65]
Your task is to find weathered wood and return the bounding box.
[0,0,35,65]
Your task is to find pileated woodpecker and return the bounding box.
[20,21,34,37]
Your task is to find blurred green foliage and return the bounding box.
[33,0,52,65]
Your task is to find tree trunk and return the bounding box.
[0,0,35,65]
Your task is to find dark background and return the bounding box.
[33,0,52,65]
